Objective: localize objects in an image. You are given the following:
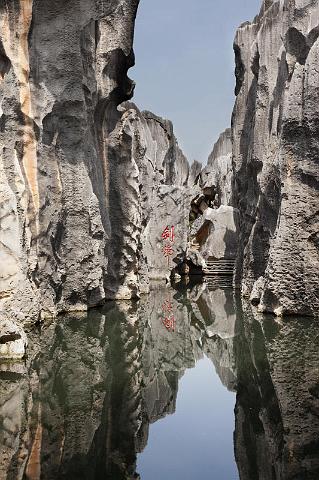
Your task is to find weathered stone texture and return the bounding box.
[0,1,198,325]
[0,0,142,323]
[232,0,319,316]
[201,128,233,206]
[105,103,199,297]
[189,128,237,269]
[191,205,240,260]
[0,319,27,360]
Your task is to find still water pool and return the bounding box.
[0,282,318,479]
[137,356,238,479]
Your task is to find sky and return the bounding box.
[137,356,238,479]
[131,0,262,163]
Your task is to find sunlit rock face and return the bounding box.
[232,0,319,316]
[0,320,27,360]
[190,129,237,267]
[105,103,199,298]
[196,206,239,261]
[137,111,198,284]
[0,0,198,325]
[201,128,233,206]
[0,0,141,322]
[234,306,319,479]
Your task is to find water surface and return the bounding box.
[137,356,238,479]
[0,282,318,480]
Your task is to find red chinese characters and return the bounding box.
[162,299,173,313]
[162,316,176,332]
[161,225,175,242]
[161,225,175,266]
[162,244,174,264]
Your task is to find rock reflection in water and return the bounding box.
[0,283,318,480]
[234,310,319,480]
[0,283,237,480]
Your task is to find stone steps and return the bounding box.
[205,276,233,289]
[204,258,235,276]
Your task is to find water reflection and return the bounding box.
[137,356,237,479]
[234,309,319,480]
[0,283,318,479]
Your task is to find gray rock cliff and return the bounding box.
[201,128,233,206]
[0,0,140,324]
[232,0,319,316]
[0,1,199,339]
[105,103,199,298]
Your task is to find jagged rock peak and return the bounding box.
[201,128,233,206]
[207,128,232,166]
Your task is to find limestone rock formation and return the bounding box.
[232,0,319,316]
[201,128,233,206]
[0,1,199,330]
[187,129,238,274]
[0,0,141,322]
[0,319,27,360]
[105,103,199,298]
[189,160,202,185]
[190,205,239,261]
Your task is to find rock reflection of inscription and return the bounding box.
[161,226,175,266]
[161,297,176,332]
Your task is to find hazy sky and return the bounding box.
[131,0,261,163]
[137,357,238,479]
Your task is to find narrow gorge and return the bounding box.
[1,0,318,356]
[0,0,318,478]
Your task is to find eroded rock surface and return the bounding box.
[188,129,238,273]
[105,104,199,298]
[0,0,141,323]
[201,128,233,206]
[0,319,27,360]
[190,206,240,261]
[0,1,199,332]
[232,0,319,316]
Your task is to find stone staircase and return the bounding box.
[188,246,236,289]
[203,258,235,276]
[205,275,233,289]
[203,258,236,289]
